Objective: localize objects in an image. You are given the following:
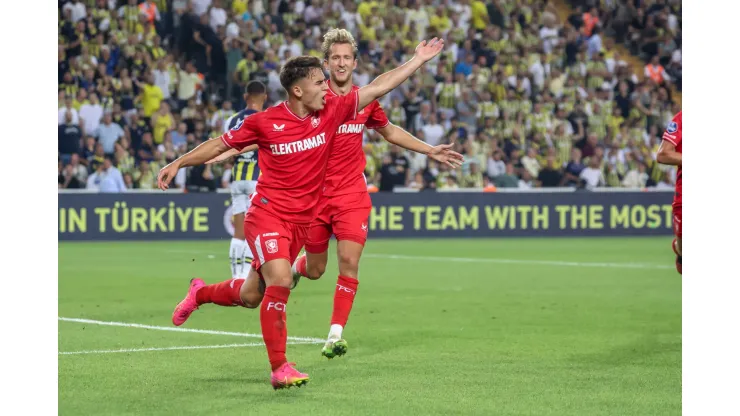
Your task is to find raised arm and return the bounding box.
[357,38,444,110]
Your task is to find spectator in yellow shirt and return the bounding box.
[471,0,489,31]
[176,62,203,109]
[357,1,379,22]
[461,161,485,188]
[232,0,248,16]
[151,101,174,145]
[133,160,157,189]
[137,74,164,118]
[429,6,451,36]
[359,16,380,42]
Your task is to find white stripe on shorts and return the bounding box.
[255,234,265,265]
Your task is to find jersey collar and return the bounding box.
[325,79,357,98]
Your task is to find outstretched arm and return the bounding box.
[161,114,261,188]
[157,138,230,189]
[358,38,444,110]
[205,144,259,164]
[375,123,464,169]
[175,138,230,168]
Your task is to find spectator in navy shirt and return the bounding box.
[119,77,136,113]
[127,111,150,151]
[58,111,82,165]
[457,39,475,65]
[79,136,95,165]
[563,148,586,187]
[614,81,632,120]
[380,145,411,191]
[137,132,157,162]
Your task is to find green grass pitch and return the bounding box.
[58,237,681,415]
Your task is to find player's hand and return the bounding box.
[157,161,181,190]
[206,148,240,164]
[427,142,464,169]
[413,37,445,63]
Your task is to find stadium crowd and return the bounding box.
[58,0,681,193]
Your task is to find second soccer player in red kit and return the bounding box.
[657,111,682,274]
[157,38,446,390]
[294,29,464,358]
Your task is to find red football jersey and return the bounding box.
[220,90,360,225]
[661,111,682,206]
[322,80,389,196]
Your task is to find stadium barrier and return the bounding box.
[58,189,675,241]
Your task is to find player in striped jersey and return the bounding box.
[221,81,267,280]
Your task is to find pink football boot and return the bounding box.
[172,278,205,326]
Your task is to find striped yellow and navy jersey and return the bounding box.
[646,159,665,184]
[498,100,515,116]
[150,45,166,60]
[122,5,140,33]
[551,133,573,168]
[530,112,551,135]
[489,82,506,102]
[85,38,103,58]
[60,82,79,97]
[542,101,557,114]
[224,108,260,182]
[153,0,168,12]
[589,112,607,140]
[437,83,457,109]
[518,99,533,115]
[477,101,498,122]
[388,106,405,127]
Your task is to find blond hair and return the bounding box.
[321,28,358,60]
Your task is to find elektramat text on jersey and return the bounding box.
[269,133,327,155]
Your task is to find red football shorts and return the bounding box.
[672,204,682,239]
[244,206,308,271]
[305,191,372,253]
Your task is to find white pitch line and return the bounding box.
[59,341,316,356]
[361,253,672,270]
[58,317,325,343]
[59,343,264,355]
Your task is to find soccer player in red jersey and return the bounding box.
[657,111,682,274]
[289,29,463,358]
[157,38,445,389]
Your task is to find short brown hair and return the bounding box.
[245,80,267,96]
[279,56,323,91]
[321,28,358,60]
